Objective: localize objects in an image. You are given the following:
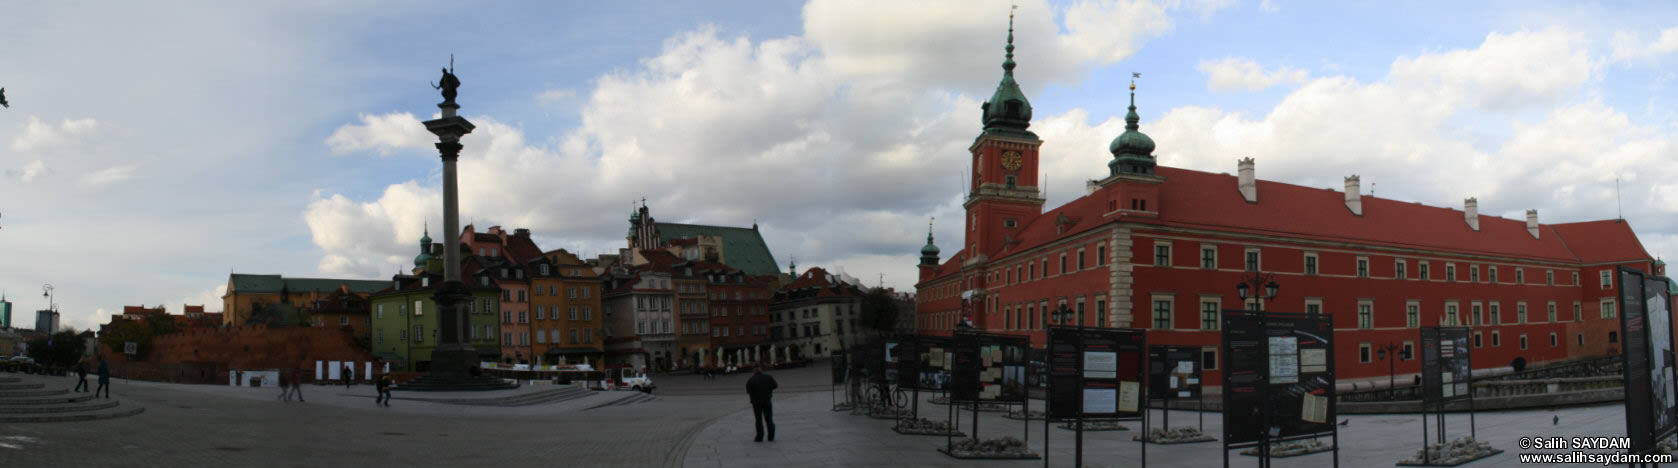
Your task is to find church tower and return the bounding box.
[964,10,1046,260]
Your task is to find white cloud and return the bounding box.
[10,116,96,152]
[803,0,1186,95]
[536,88,576,105]
[1388,29,1591,111]
[1029,29,1678,248]
[80,165,136,187]
[8,160,49,183]
[1259,0,1279,13]
[1198,57,1309,91]
[179,284,228,313]
[1612,27,1678,62]
[324,112,433,156]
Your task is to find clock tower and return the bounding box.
[964,11,1045,260]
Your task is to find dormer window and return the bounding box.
[500,269,508,279]
[479,276,489,286]
[422,277,430,287]
[540,264,550,275]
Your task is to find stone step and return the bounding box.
[0,376,20,383]
[0,399,122,414]
[0,401,145,423]
[584,391,657,410]
[392,375,520,392]
[0,392,98,406]
[0,388,69,398]
[0,382,46,390]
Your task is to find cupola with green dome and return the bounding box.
[1108,79,1157,176]
[980,10,1035,138]
[413,225,433,270]
[919,218,941,266]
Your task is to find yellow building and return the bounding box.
[529,250,605,368]
[221,274,390,326]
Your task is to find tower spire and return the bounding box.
[920,216,941,267]
[980,5,1034,134]
[1108,72,1156,176]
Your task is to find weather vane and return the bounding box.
[1131,72,1141,90]
[0,87,9,109]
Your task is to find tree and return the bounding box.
[858,287,899,336]
[99,320,153,360]
[145,310,180,336]
[26,330,88,368]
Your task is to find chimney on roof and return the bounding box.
[1463,198,1479,231]
[1085,179,1098,196]
[1238,158,1257,203]
[1526,209,1540,239]
[1344,175,1363,216]
[514,228,530,238]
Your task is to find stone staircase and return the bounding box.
[0,375,146,422]
[583,391,658,410]
[391,374,519,392]
[393,386,597,407]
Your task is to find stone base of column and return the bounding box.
[428,281,478,377]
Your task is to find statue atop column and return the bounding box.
[431,57,460,106]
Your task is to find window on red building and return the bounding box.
[1446,264,1456,282]
[1420,261,1430,280]
[1201,246,1216,269]
[1396,260,1407,279]
[1356,257,1368,278]
[1155,244,1171,267]
[1305,253,1319,275]
[1098,244,1107,266]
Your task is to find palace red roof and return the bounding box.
[922,165,1652,283]
[1551,220,1653,264]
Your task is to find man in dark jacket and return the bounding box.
[73,361,89,392]
[95,356,111,399]
[746,366,778,442]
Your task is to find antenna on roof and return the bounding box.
[1616,176,1623,220]
[1370,182,1376,197]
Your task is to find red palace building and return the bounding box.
[914,22,1667,388]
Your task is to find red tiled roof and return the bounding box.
[1551,220,1653,264]
[925,165,1650,285]
[504,234,545,263]
[639,250,683,271]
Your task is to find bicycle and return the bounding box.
[867,381,909,409]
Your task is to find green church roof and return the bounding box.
[229,274,391,294]
[654,222,781,276]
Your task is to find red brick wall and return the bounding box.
[101,325,373,384]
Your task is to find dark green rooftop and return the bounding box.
[229,274,391,294]
[654,222,781,276]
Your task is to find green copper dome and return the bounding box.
[919,220,941,266]
[980,13,1034,137]
[1108,87,1157,176]
[414,226,433,268]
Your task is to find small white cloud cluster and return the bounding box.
[1198,57,1309,91]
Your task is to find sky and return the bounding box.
[2,1,1676,334]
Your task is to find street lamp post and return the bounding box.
[1377,342,1404,398]
[1234,272,1279,312]
[41,283,57,333]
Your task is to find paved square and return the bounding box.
[0,363,1650,467]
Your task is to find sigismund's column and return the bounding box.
[423,64,478,376]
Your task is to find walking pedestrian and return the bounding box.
[746,366,778,442]
[73,360,89,393]
[375,373,392,406]
[343,363,354,388]
[278,369,290,401]
[94,356,111,399]
[290,368,306,403]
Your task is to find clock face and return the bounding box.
[1001,150,1023,171]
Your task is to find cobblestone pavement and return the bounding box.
[0,365,1647,467]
